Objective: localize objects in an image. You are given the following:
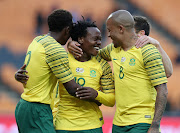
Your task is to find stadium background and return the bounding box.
[0,0,180,132]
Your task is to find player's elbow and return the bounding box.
[166,73,171,78]
[166,70,173,78]
[108,94,115,107]
[164,87,168,97]
[106,98,115,107]
[109,102,115,107]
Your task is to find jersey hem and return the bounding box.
[113,120,152,126]
[55,125,102,131]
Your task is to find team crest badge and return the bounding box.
[129,58,136,66]
[90,69,96,77]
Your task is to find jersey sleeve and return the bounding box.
[45,43,74,83]
[141,44,167,86]
[95,58,115,107]
[98,43,113,61]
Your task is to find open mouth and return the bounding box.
[94,46,100,51]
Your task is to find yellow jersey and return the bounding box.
[55,53,115,130]
[99,43,167,126]
[21,35,74,104]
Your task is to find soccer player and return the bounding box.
[14,9,97,133]
[15,20,115,133]
[101,10,168,133]
[68,16,173,79]
[69,11,169,133]
[55,20,115,133]
[133,16,173,78]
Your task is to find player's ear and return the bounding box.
[78,37,84,44]
[137,30,145,37]
[64,26,70,35]
[118,25,125,34]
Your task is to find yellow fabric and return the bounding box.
[99,43,167,126]
[21,35,74,104]
[95,90,115,107]
[51,82,59,125]
[55,53,114,130]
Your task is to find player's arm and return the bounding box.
[76,60,115,107]
[148,83,168,133]
[95,60,115,107]
[154,42,173,78]
[136,35,173,78]
[142,44,168,133]
[98,43,113,61]
[67,41,113,61]
[46,45,92,97]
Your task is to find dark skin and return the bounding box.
[15,27,102,104]
[15,26,72,83]
[74,27,102,100]
[46,30,83,96]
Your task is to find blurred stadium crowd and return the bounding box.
[0,0,180,132]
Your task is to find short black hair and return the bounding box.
[133,16,150,36]
[70,19,97,42]
[48,9,73,32]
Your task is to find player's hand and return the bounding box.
[76,87,98,101]
[67,41,83,58]
[135,35,160,48]
[15,64,29,84]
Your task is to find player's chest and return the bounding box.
[111,50,143,74]
[70,62,102,87]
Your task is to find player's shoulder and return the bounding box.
[140,43,159,55]
[106,43,115,50]
[35,35,61,48]
[34,35,53,42]
[36,36,66,54]
[141,43,157,51]
[95,54,110,67]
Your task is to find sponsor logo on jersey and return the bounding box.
[76,67,84,73]
[121,57,126,62]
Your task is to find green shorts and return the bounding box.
[15,99,56,133]
[112,123,151,133]
[56,127,103,133]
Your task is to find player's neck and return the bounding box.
[47,32,62,43]
[76,53,91,62]
[121,35,138,51]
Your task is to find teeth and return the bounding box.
[94,47,100,50]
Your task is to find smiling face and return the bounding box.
[106,18,122,48]
[79,27,102,56]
